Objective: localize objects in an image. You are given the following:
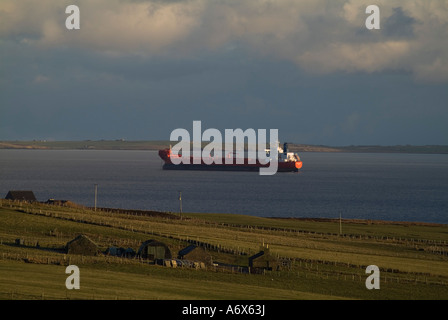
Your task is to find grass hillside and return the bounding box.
[0,199,447,300]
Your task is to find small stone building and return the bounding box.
[65,234,100,256]
[5,190,37,202]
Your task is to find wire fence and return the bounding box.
[1,199,447,286]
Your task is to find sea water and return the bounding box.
[0,149,447,224]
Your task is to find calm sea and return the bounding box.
[0,149,447,224]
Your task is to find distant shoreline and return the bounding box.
[1,140,448,154]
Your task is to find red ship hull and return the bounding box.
[158,149,302,172]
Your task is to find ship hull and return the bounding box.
[158,149,301,172]
[162,163,299,172]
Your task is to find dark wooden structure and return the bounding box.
[248,244,277,273]
[5,190,37,202]
[65,234,100,256]
[137,240,172,261]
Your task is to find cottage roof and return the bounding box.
[5,190,37,202]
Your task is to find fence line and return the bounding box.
[2,200,447,247]
[2,200,448,282]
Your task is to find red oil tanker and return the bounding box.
[158,143,302,172]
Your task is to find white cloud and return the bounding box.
[297,41,412,74]
[1,0,447,82]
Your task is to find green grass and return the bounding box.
[184,212,448,241]
[2,260,334,300]
[1,200,447,300]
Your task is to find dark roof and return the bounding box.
[5,190,37,202]
[249,251,265,261]
[65,234,99,255]
[105,246,136,257]
[178,244,196,257]
[138,239,168,249]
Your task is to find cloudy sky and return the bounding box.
[1,0,447,145]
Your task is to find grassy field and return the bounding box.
[1,200,447,300]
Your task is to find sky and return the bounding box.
[1,0,447,146]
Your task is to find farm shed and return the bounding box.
[5,190,37,202]
[65,234,100,256]
[178,245,212,265]
[137,240,172,260]
[248,244,277,273]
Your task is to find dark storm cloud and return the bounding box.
[383,7,418,39]
[1,0,447,144]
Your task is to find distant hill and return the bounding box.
[288,144,448,154]
[0,140,169,150]
[1,140,447,154]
